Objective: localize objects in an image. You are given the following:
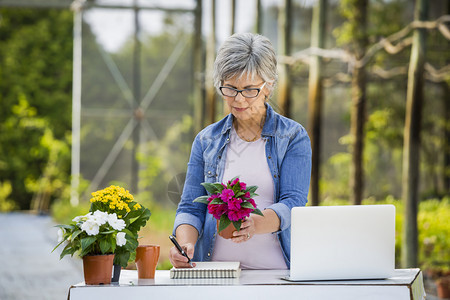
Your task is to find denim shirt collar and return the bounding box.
[220,103,277,137]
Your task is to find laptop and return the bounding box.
[288,204,395,281]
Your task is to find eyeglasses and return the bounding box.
[219,82,266,98]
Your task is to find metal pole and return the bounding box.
[205,0,216,125]
[70,4,82,206]
[131,1,141,194]
[193,0,204,133]
[231,0,236,34]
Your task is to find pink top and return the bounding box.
[211,126,287,269]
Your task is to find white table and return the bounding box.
[68,269,425,300]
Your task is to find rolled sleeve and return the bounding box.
[173,212,204,237]
[266,202,291,231]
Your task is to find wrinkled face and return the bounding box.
[221,74,269,123]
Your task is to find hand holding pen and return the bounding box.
[169,235,195,268]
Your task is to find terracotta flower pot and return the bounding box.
[436,276,450,299]
[217,220,239,239]
[135,245,160,279]
[82,254,114,285]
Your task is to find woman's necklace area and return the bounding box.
[234,117,265,142]
[240,132,260,142]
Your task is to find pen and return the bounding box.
[169,235,194,267]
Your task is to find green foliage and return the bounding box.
[417,198,450,272]
[0,9,73,210]
[137,115,193,205]
[333,0,369,52]
[51,198,92,225]
[321,152,351,200]
[0,181,17,211]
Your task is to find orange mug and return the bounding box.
[135,245,160,279]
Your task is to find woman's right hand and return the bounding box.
[169,242,196,268]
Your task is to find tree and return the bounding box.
[307,0,327,206]
[402,0,428,268]
[335,0,369,205]
[277,0,293,117]
[0,8,73,210]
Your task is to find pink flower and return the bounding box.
[240,182,247,191]
[208,203,228,220]
[220,189,234,202]
[243,192,251,199]
[227,208,252,222]
[231,178,240,187]
[228,197,242,211]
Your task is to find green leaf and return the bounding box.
[246,185,258,193]
[114,251,131,268]
[99,238,111,254]
[100,230,116,235]
[210,198,224,205]
[193,195,209,204]
[71,229,82,241]
[52,240,66,253]
[80,236,97,252]
[212,183,225,192]
[127,208,151,234]
[122,228,135,238]
[201,182,224,194]
[235,191,245,198]
[241,202,256,209]
[252,208,264,216]
[201,182,219,194]
[218,215,231,232]
[109,235,116,253]
[55,224,75,230]
[125,210,142,219]
[232,221,242,231]
[60,244,77,259]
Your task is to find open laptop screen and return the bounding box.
[289,205,395,281]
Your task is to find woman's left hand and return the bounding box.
[231,216,256,243]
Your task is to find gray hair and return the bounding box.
[213,33,278,94]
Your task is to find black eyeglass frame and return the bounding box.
[219,82,267,98]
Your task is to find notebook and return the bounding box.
[288,204,395,281]
[170,261,241,279]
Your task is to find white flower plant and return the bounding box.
[52,210,131,259]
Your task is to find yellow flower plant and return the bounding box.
[89,185,151,267]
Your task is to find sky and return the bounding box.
[83,0,313,53]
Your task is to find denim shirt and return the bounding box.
[173,104,312,268]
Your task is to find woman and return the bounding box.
[170,33,311,269]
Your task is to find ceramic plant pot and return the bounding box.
[82,254,114,285]
[135,245,160,279]
[217,220,239,239]
[436,276,450,299]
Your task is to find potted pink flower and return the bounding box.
[194,177,263,239]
